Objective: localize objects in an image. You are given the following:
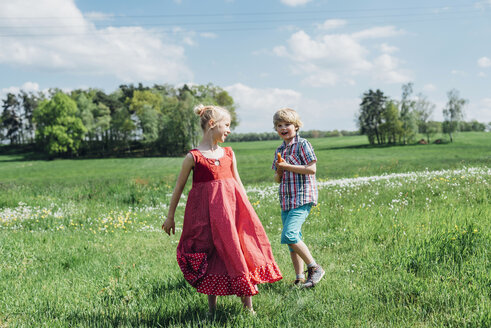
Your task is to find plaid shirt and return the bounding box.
[272,134,318,211]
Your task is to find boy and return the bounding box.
[272,108,325,288]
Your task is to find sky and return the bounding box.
[1,0,490,133]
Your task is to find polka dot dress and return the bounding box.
[175,148,283,296]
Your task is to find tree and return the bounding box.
[74,91,96,141]
[414,93,436,143]
[399,83,417,144]
[442,89,467,142]
[33,92,87,156]
[190,84,239,129]
[1,93,22,144]
[379,100,403,144]
[19,91,42,143]
[470,120,485,132]
[358,89,387,145]
[129,90,163,144]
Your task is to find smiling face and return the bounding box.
[276,121,297,143]
[212,114,231,143]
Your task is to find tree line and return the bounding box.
[357,83,488,145]
[226,129,360,142]
[1,82,488,157]
[0,83,238,157]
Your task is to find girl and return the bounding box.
[162,104,282,314]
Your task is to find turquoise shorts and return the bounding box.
[281,203,312,251]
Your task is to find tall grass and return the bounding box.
[0,132,489,327]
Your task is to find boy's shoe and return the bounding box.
[302,265,325,288]
[293,278,305,285]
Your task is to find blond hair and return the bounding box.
[273,107,303,130]
[194,104,230,131]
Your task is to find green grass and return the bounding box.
[0,132,490,327]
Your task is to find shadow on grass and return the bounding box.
[64,304,242,327]
[316,142,439,151]
[61,277,265,327]
[0,149,49,162]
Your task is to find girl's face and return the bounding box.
[212,115,231,143]
[276,121,297,143]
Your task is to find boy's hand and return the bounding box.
[276,152,287,172]
[162,217,175,235]
[277,161,290,171]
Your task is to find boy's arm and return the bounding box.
[277,160,316,175]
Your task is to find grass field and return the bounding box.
[0,132,490,327]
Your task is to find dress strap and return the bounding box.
[189,149,200,164]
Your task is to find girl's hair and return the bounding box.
[194,104,231,131]
[273,107,303,130]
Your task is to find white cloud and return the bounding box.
[475,0,491,10]
[224,83,359,132]
[379,43,399,54]
[225,83,302,132]
[451,69,466,76]
[0,0,193,83]
[84,12,114,22]
[273,26,410,87]
[467,98,491,123]
[0,82,45,102]
[200,32,218,39]
[372,54,411,83]
[423,84,437,92]
[352,26,404,40]
[280,0,312,7]
[432,7,450,14]
[478,72,487,78]
[316,19,347,31]
[477,56,491,68]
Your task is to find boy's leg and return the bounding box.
[290,251,304,276]
[289,241,314,266]
[281,204,313,282]
[281,204,325,288]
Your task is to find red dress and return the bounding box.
[176,147,282,296]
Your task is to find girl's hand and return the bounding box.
[162,217,175,236]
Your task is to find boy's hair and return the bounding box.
[194,104,230,131]
[273,107,303,130]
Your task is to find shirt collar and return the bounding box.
[282,133,300,148]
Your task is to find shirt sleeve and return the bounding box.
[272,146,282,171]
[299,139,317,164]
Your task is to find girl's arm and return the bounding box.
[277,160,316,175]
[162,153,194,235]
[274,168,283,183]
[231,151,246,192]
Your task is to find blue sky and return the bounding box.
[1,0,490,133]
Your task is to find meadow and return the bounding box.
[0,132,490,327]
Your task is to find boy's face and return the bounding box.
[275,121,297,143]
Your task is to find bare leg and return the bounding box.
[288,240,314,265]
[290,251,304,275]
[240,296,255,313]
[208,295,217,313]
